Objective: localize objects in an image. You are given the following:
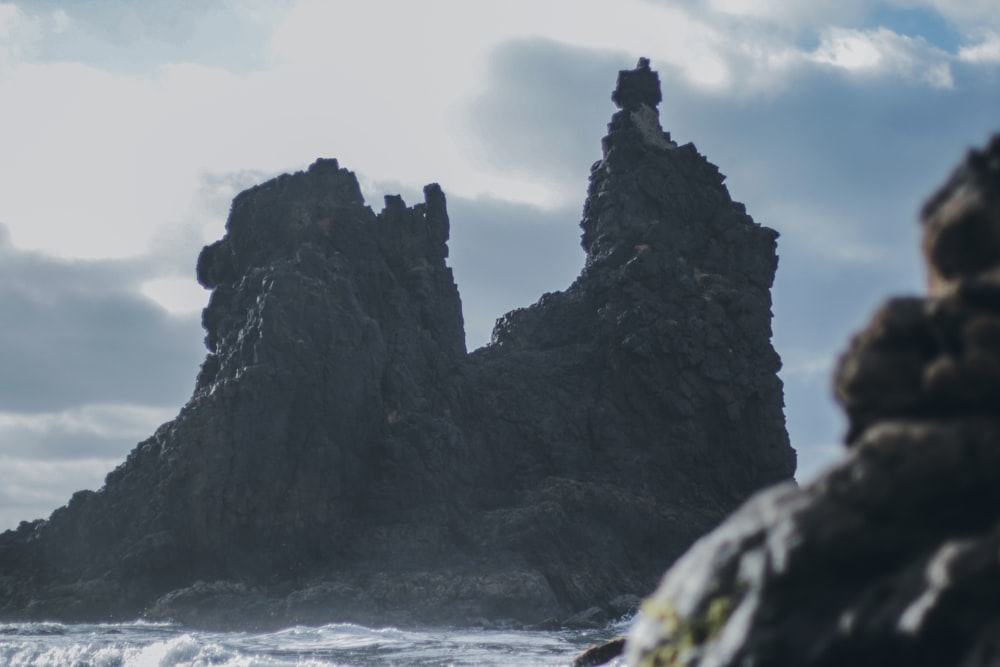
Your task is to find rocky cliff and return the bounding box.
[0,59,793,629]
[625,135,1000,666]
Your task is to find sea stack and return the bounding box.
[626,136,1000,666]
[0,60,793,629]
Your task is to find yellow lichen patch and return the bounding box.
[636,595,735,667]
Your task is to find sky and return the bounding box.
[1,0,999,531]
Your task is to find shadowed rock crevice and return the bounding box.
[626,135,1000,667]
[0,60,793,629]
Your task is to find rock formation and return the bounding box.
[625,136,1000,666]
[0,59,793,629]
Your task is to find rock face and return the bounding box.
[0,60,792,629]
[626,136,1000,666]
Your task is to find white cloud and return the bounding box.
[260,0,738,202]
[809,27,954,87]
[959,32,1000,63]
[0,403,175,447]
[702,0,1000,53]
[223,0,294,26]
[0,0,719,270]
[0,455,123,528]
[0,61,197,258]
[782,355,835,382]
[0,403,176,528]
[0,2,40,68]
[1,0,983,274]
[50,8,70,34]
[140,276,208,315]
[813,28,889,70]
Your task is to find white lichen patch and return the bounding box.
[631,104,677,151]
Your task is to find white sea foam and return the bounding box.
[0,618,633,666]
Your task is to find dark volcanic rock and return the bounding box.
[625,136,1000,666]
[0,60,792,629]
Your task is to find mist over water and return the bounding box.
[0,618,630,666]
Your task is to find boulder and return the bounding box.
[625,136,1000,666]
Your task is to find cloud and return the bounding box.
[702,0,870,30]
[1,0,999,530]
[0,2,40,67]
[0,60,199,258]
[459,33,999,269]
[0,228,204,413]
[46,0,226,44]
[674,0,998,53]
[0,228,202,528]
[809,27,954,87]
[450,33,999,482]
[0,455,121,527]
[637,1,1000,95]
[6,0,287,75]
[959,32,1000,63]
[463,40,621,205]
[4,0,991,265]
[783,355,836,383]
[49,8,70,33]
[889,1,1000,36]
[0,404,174,460]
[446,196,585,349]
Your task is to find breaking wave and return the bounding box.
[0,617,631,666]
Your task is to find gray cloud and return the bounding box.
[0,227,204,414]
[0,404,174,460]
[0,227,202,527]
[681,63,1000,466]
[0,455,119,527]
[447,196,584,350]
[0,427,138,461]
[463,39,624,197]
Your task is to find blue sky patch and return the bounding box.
[869,4,962,52]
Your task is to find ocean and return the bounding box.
[0,618,631,666]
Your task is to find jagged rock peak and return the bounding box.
[601,59,676,160]
[0,60,792,631]
[583,60,773,307]
[196,159,449,290]
[626,133,1000,667]
[193,159,464,392]
[611,57,662,110]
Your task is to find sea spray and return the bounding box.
[1,618,632,666]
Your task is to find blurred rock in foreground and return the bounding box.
[626,135,1000,667]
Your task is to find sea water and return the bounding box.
[0,618,631,666]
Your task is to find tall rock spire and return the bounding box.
[0,60,793,630]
